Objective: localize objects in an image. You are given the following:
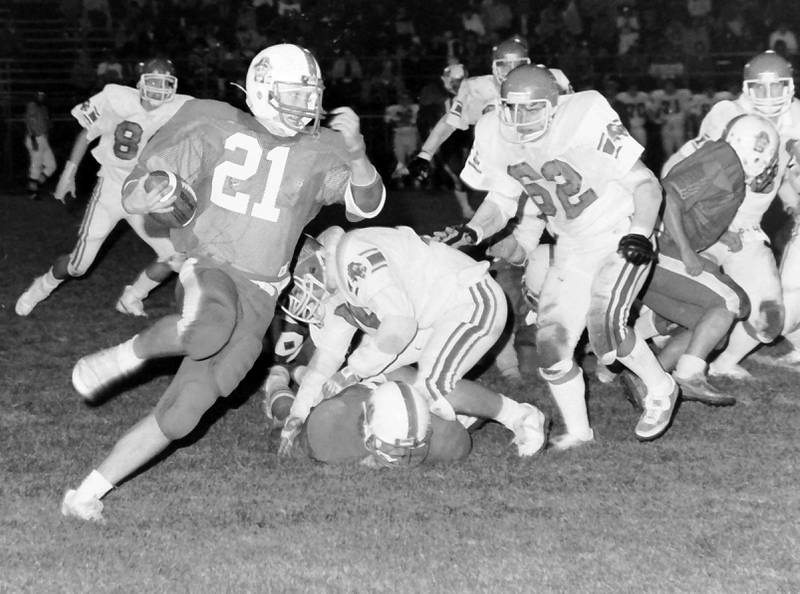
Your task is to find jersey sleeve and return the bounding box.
[697,100,744,141]
[460,115,523,198]
[445,81,473,130]
[70,85,118,140]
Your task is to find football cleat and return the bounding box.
[548,428,595,451]
[72,343,144,402]
[15,275,54,316]
[673,372,736,406]
[708,362,753,380]
[511,403,547,457]
[635,379,680,441]
[61,489,105,523]
[115,285,146,317]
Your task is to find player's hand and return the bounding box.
[719,230,743,253]
[428,395,457,422]
[680,250,704,276]
[53,160,78,204]
[617,233,656,265]
[123,175,175,214]
[327,107,366,157]
[408,154,431,183]
[278,415,303,457]
[486,234,526,265]
[322,368,360,400]
[430,224,478,248]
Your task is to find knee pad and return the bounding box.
[155,373,218,440]
[538,358,577,383]
[213,334,263,396]
[755,300,784,342]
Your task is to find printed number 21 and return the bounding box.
[507,159,598,219]
[210,132,289,221]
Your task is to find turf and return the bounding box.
[1,192,799,593]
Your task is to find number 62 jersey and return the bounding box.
[461,90,645,240]
[126,99,384,283]
[71,84,192,185]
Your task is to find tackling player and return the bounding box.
[277,226,547,458]
[662,51,800,378]
[60,44,386,523]
[16,59,192,317]
[452,64,679,446]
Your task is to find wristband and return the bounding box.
[418,150,433,161]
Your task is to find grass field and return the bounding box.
[1,190,799,593]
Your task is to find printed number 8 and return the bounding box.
[113,121,143,160]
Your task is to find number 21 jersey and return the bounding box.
[461,90,644,239]
[131,99,368,281]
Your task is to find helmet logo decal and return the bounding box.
[754,130,769,153]
[253,57,271,84]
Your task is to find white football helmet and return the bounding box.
[282,226,345,326]
[499,64,560,143]
[137,58,178,107]
[722,113,780,192]
[361,382,432,468]
[742,51,794,118]
[442,63,467,95]
[245,43,325,136]
[491,36,530,84]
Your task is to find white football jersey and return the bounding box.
[615,91,650,128]
[461,90,643,239]
[650,88,691,122]
[446,74,498,131]
[71,84,192,184]
[694,96,800,228]
[331,226,490,330]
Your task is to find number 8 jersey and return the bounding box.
[71,84,192,185]
[128,99,383,282]
[461,90,644,239]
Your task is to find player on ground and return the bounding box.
[16,59,192,317]
[60,44,386,523]
[662,51,800,378]
[453,65,679,446]
[277,226,547,458]
[291,381,472,467]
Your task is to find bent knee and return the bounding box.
[155,379,218,440]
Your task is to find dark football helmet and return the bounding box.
[742,51,794,118]
[723,113,780,192]
[499,64,560,143]
[137,58,178,106]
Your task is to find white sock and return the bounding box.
[675,354,707,379]
[75,469,114,500]
[42,268,64,290]
[633,308,660,341]
[548,373,592,438]
[129,272,160,299]
[493,395,524,429]
[617,331,673,397]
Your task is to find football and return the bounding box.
[145,170,198,228]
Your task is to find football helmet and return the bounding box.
[361,382,432,468]
[722,113,780,192]
[442,63,467,95]
[491,36,530,84]
[245,43,325,136]
[281,226,345,326]
[499,64,560,143]
[742,51,795,118]
[137,58,177,107]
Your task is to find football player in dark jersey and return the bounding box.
[61,44,386,523]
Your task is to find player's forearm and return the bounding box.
[662,189,695,256]
[67,129,90,166]
[624,162,662,236]
[466,193,515,242]
[419,116,456,159]
[290,347,346,420]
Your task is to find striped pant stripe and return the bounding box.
[68,177,104,274]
